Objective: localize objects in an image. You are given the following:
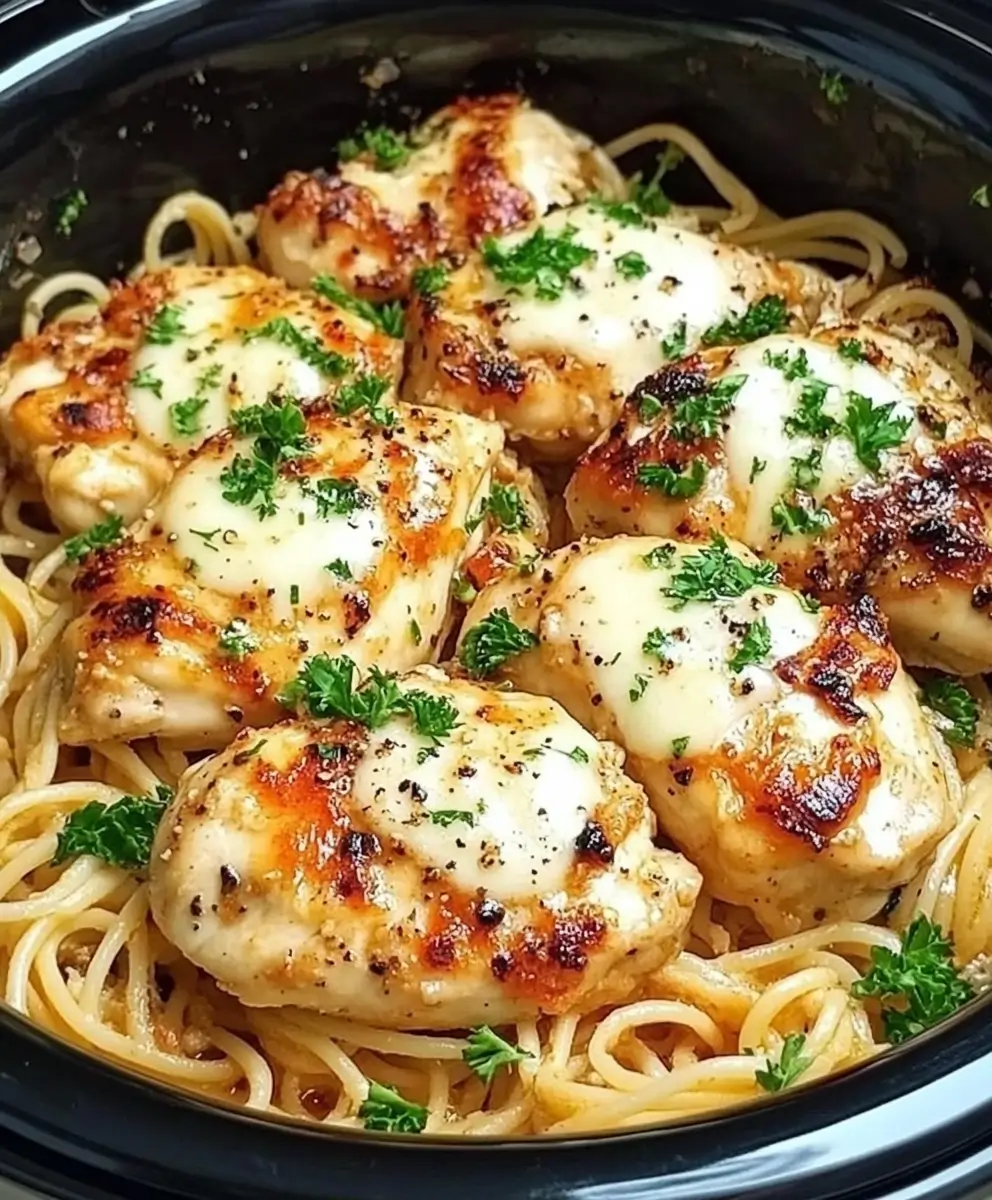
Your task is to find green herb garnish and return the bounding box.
[458,609,538,678]
[702,296,789,347]
[358,1081,427,1134]
[54,187,88,238]
[629,673,650,702]
[463,1026,533,1084]
[671,375,747,442]
[783,377,839,440]
[820,71,849,107]
[311,274,404,338]
[218,618,258,659]
[338,125,410,171]
[325,558,353,580]
[661,319,688,361]
[642,543,677,569]
[637,459,706,498]
[243,317,351,378]
[332,372,396,426]
[755,1033,810,1093]
[169,396,208,438]
[482,225,595,301]
[842,391,911,472]
[53,785,173,869]
[664,535,779,609]
[615,250,650,280]
[220,396,312,519]
[750,457,767,482]
[671,735,689,759]
[146,304,187,346]
[306,477,371,519]
[429,810,475,828]
[763,347,810,380]
[411,263,450,295]
[728,617,771,673]
[131,367,163,399]
[64,514,125,563]
[838,338,867,363]
[771,498,832,536]
[920,675,978,748]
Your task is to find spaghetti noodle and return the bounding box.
[0,121,989,1137]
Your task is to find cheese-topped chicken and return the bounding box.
[403,203,838,456]
[568,324,992,674]
[59,397,516,749]
[257,94,620,300]
[0,265,401,532]
[458,536,959,935]
[148,667,701,1028]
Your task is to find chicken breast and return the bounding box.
[403,202,837,457]
[567,323,992,674]
[59,397,513,749]
[256,93,619,300]
[458,535,960,935]
[148,667,701,1028]
[0,265,401,532]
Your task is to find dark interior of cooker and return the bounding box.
[3,4,992,348]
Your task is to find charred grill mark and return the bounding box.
[472,352,528,397]
[89,595,165,644]
[629,356,710,412]
[449,95,534,243]
[774,595,897,723]
[574,820,614,864]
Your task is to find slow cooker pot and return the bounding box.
[3,1,992,1196]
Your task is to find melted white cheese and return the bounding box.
[721,336,920,547]
[128,277,329,453]
[352,670,607,897]
[481,205,753,392]
[540,538,821,758]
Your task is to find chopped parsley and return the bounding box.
[754,1033,810,1093]
[629,673,650,702]
[790,447,823,492]
[452,573,478,605]
[614,250,650,280]
[64,514,125,563]
[661,319,688,361]
[458,609,538,678]
[636,459,706,498]
[842,391,911,472]
[338,124,410,171]
[798,592,822,613]
[629,143,684,216]
[358,1081,427,1134]
[568,746,590,764]
[409,619,422,645]
[278,655,459,752]
[920,675,978,748]
[332,372,396,426]
[671,374,747,442]
[232,739,267,766]
[411,263,450,295]
[290,584,300,605]
[311,274,404,338]
[306,477,371,519]
[54,187,88,237]
[763,347,810,380]
[750,457,767,482]
[473,483,530,534]
[838,338,867,363]
[642,543,677,569]
[324,558,353,580]
[221,396,312,519]
[145,304,187,346]
[190,527,221,549]
[820,71,849,107]
[728,617,771,673]
[131,367,163,399]
[783,377,839,440]
[771,498,832,536]
[971,184,992,209]
[671,735,690,759]
[642,627,672,661]
[664,535,779,609]
[639,394,663,422]
[482,225,595,301]
[243,317,351,378]
[218,617,259,660]
[53,785,173,869]
[463,1026,533,1084]
[429,810,475,828]
[702,296,789,347]
[851,916,974,1044]
[169,396,208,438]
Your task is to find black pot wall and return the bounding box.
[2,2,992,1198]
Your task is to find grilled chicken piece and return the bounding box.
[403,203,838,458]
[256,93,619,300]
[148,667,701,1028]
[567,324,992,674]
[59,398,529,749]
[458,536,960,936]
[0,265,401,532]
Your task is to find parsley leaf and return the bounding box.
[430,810,475,828]
[411,263,450,295]
[615,250,650,280]
[642,543,677,569]
[146,304,187,346]
[473,482,530,534]
[639,394,663,422]
[131,367,163,399]
[221,396,312,519]
[665,535,779,609]
[671,735,690,758]
[311,274,404,338]
[750,457,766,482]
[838,338,866,363]
[972,184,992,209]
[338,125,410,171]
[54,187,88,238]
[629,143,684,216]
[637,459,706,498]
[53,786,173,869]
[243,317,351,378]
[851,916,974,1044]
[358,1081,427,1134]
[642,627,672,661]
[459,609,538,678]
[629,673,650,702]
[64,514,125,563]
[702,296,789,347]
[661,319,688,361]
[728,617,771,673]
[306,477,371,519]
[754,1033,810,1093]
[820,71,849,106]
[920,675,978,748]
[771,498,832,536]
[325,558,353,580]
[463,1025,533,1084]
[218,617,259,660]
[482,225,595,301]
[332,372,396,426]
[671,375,747,442]
[763,347,810,380]
[790,447,823,492]
[783,378,839,440]
[169,396,208,438]
[842,391,911,472]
